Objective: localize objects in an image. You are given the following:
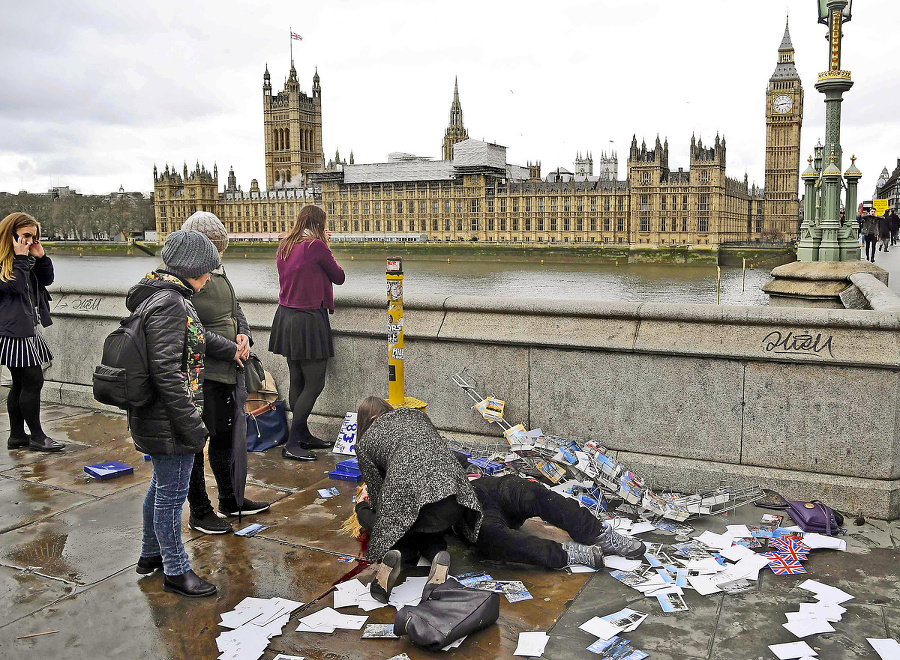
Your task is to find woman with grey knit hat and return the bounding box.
[179,212,270,536]
[128,229,242,598]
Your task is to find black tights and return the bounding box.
[188,381,236,517]
[6,366,46,441]
[286,358,328,446]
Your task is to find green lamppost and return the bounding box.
[798,0,859,262]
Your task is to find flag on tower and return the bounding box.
[291,32,302,40]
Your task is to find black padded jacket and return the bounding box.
[124,272,237,455]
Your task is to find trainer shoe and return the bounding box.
[593,524,647,559]
[188,511,233,535]
[370,549,402,604]
[219,498,271,517]
[562,541,604,569]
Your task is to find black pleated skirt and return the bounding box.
[268,305,334,360]
[0,329,53,368]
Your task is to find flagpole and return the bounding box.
[290,26,293,64]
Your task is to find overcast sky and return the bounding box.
[2,0,897,199]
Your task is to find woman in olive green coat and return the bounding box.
[181,212,270,534]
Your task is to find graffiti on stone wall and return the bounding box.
[761,330,834,358]
[53,296,103,312]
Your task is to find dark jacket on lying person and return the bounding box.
[124,271,237,456]
[355,407,483,562]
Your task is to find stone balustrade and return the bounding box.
[40,283,900,518]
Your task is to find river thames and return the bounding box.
[50,254,773,305]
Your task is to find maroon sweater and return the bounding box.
[276,239,345,312]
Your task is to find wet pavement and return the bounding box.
[1,398,899,659]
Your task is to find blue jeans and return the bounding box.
[141,453,194,576]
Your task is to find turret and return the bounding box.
[313,67,321,99]
[263,64,271,94]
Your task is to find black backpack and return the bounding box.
[92,291,165,409]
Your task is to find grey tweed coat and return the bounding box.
[356,407,483,561]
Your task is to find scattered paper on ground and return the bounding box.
[514,631,550,657]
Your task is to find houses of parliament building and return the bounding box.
[152,23,803,248]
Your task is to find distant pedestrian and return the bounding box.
[129,229,237,598]
[180,212,270,536]
[890,210,900,246]
[270,205,345,461]
[861,209,879,262]
[0,212,63,453]
[879,212,892,253]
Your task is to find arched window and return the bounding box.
[284,128,289,150]
[273,129,279,150]
[275,171,280,182]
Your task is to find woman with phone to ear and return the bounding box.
[0,212,64,452]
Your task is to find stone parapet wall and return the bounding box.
[42,284,900,518]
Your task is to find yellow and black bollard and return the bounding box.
[386,257,427,411]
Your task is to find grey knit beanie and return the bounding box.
[161,230,220,279]
[182,211,229,253]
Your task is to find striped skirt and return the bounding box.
[0,329,54,368]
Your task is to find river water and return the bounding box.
[50,254,772,306]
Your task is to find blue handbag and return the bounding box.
[246,400,288,452]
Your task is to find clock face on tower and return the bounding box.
[773,95,793,114]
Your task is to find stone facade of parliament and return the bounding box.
[153,24,802,248]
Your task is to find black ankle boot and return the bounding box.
[136,555,163,574]
[163,569,217,597]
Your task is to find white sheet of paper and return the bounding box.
[514,632,550,657]
[355,592,390,612]
[258,613,291,639]
[797,579,854,604]
[720,544,755,562]
[298,607,368,631]
[686,558,727,574]
[333,588,362,609]
[783,618,835,638]
[388,576,428,607]
[442,634,467,651]
[725,524,752,539]
[606,517,633,532]
[220,607,266,629]
[295,622,335,634]
[216,625,271,660]
[801,533,847,551]
[867,638,900,660]
[687,575,722,596]
[603,556,644,571]
[628,521,657,535]
[768,641,818,659]
[695,530,732,550]
[797,602,845,622]
[568,564,598,573]
[579,616,620,640]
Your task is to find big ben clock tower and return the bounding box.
[764,19,804,239]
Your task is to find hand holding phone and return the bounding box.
[12,234,29,256]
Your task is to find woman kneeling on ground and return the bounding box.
[354,396,483,603]
[129,230,240,597]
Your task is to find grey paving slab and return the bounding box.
[0,483,178,584]
[2,439,153,496]
[0,564,76,628]
[0,476,94,534]
[39,410,130,447]
[883,605,900,640]
[0,442,92,471]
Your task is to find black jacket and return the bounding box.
[879,214,892,238]
[0,255,54,338]
[125,272,236,455]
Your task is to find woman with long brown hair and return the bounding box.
[269,205,345,461]
[0,212,64,452]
